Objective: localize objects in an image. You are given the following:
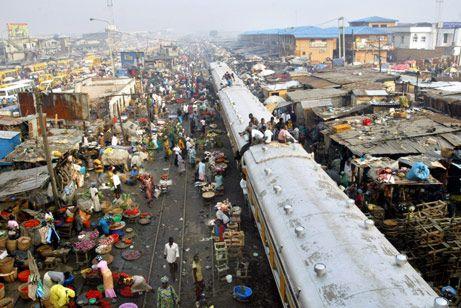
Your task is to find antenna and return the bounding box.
[107,0,115,26]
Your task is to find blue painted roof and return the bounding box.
[350,16,398,23]
[243,26,389,38]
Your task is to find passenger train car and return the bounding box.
[210,61,443,307]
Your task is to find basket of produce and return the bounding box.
[17,236,32,251]
[109,208,124,215]
[79,230,99,240]
[202,191,215,201]
[123,208,140,219]
[121,250,141,261]
[73,239,96,252]
[18,270,30,283]
[22,219,40,229]
[18,283,30,300]
[110,221,126,231]
[0,257,14,274]
[95,244,112,255]
[3,268,17,283]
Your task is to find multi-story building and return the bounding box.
[240,22,390,65]
[349,16,398,28]
[388,23,437,50]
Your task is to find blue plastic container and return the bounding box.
[233,285,253,302]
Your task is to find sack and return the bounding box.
[406,162,430,181]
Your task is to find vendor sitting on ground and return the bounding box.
[126,166,139,186]
[7,215,19,239]
[43,271,72,300]
[98,216,113,235]
[49,283,75,307]
[124,275,153,295]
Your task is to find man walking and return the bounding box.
[192,254,205,307]
[164,237,179,282]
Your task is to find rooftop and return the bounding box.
[5,128,82,163]
[288,88,348,102]
[0,130,20,139]
[0,165,50,201]
[322,109,461,156]
[349,16,398,23]
[243,25,389,39]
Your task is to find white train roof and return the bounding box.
[209,62,244,91]
[244,143,437,307]
[218,85,272,149]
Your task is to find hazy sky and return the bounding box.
[1,0,461,36]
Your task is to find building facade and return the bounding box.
[349,16,398,28]
[388,23,437,50]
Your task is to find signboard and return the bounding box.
[120,52,145,69]
[7,23,29,39]
[310,40,328,48]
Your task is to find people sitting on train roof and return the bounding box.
[278,125,297,143]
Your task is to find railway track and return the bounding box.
[141,112,190,307]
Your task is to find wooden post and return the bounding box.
[116,102,126,145]
[34,92,60,205]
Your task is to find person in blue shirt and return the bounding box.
[98,216,113,235]
[126,166,139,186]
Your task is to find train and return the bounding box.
[209,61,444,308]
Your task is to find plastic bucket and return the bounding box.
[225,274,233,283]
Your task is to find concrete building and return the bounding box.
[437,22,461,65]
[349,16,398,28]
[241,25,389,64]
[0,37,38,64]
[388,23,437,50]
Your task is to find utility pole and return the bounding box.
[34,92,60,204]
[338,18,343,59]
[378,36,382,72]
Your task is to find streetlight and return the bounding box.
[89,17,116,77]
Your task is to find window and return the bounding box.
[421,36,426,42]
[413,34,418,42]
[443,33,449,44]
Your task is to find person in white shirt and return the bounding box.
[240,175,248,206]
[89,183,101,212]
[112,172,121,198]
[263,126,273,144]
[251,129,264,144]
[111,135,118,146]
[164,237,179,282]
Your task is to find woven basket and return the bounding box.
[17,236,31,251]
[0,257,14,274]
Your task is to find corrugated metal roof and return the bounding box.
[350,16,398,23]
[301,99,333,109]
[0,165,50,199]
[0,130,19,139]
[288,88,347,102]
[243,26,389,38]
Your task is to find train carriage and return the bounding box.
[210,61,442,307]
